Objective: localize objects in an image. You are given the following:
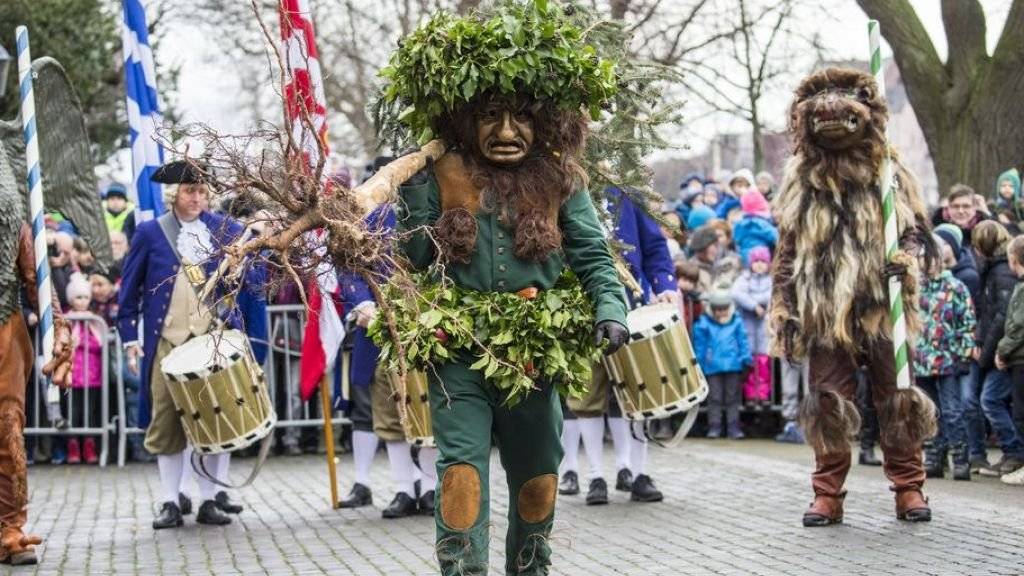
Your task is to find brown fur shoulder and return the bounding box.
[434,152,481,215]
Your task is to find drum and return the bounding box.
[604,303,708,421]
[160,330,276,454]
[388,370,434,447]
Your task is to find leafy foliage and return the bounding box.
[367,270,600,406]
[375,0,619,145]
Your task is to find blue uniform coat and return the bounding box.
[116,211,265,427]
[607,189,675,307]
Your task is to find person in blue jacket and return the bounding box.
[674,172,705,224]
[560,188,679,505]
[335,207,440,518]
[118,160,264,530]
[732,190,778,264]
[692,290,753,439]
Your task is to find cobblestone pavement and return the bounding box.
[6,439,1024,576]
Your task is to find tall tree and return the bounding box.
[858,0,1024,198]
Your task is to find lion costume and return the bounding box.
[771,67,937,526]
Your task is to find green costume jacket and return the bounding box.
[997,280,1024,367]
[397,172,628,329]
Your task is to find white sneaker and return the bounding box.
[1001,465,1024,485]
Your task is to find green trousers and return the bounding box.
[428,359,563,576]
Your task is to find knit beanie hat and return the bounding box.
[66,273,91,302]
[689,226,719,253]
[740,191,771,217]
[686,205,716,231]
[729,168,755,189]
[933,223,963,254]
[748,246,772,265]
[706,289,733,308]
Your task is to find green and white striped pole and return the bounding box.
[868,20,911,391]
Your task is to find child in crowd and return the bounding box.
[994,168,1021,222]
[732,190,778,264]
[675,260,702,329]
[675,172,705,224]
[755,171,775,201]
[693,290,752,439]
[915,235,977,481]
[995,235,1024,486]
[89,268,120,327]
[65,274,104,464]
[686,205,716,234]
[71,236,97,275]
[731,246,773,408]
[702,184,723,217]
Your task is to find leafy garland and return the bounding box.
[375,0,619,145]
[367,271,600,406]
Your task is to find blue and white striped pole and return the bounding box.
[16,26,54,367]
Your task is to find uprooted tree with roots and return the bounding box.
[176,0,682,414]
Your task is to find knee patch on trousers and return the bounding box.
[440,463,481,531]
[799,390,861,455]
[517,474,557,524]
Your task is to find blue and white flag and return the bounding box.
[122,0,164,220]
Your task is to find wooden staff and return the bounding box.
[319,371,339,508]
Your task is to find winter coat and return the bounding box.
[71,321,104,389]
[976,254,1017,369]
[731,270,772,354]
[997,279,1024,367]
[913,270,976,377]
[950,245,982,304]
[714,195,741,220]
[732,215,778,265]
[692,308,752,375]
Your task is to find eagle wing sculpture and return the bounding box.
[0,56,112,273]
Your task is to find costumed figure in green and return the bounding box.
[374,2,629,574]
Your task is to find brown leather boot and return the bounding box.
[0,526,42,565]
[882,446,930,522]
[895,489,931,522]
[803,451,851,527]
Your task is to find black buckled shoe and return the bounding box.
[382,492,418,519]
[215,491,243,514]
[585,478,609,505]
[615,468,634,492]
[418,490,435,515]
[152,502,184,530]
[338,483,373,509]
[630,474,664,503]
[558,471,580,495]
[178,492,193,516]
[196,500,232,525]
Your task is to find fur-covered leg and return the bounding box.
[877,386,936,522]
[798,390,862,455]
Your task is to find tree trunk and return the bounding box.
[858,0,1024,200]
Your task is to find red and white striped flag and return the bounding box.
[279,0,344,401]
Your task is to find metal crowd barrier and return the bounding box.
[25,312,117,467]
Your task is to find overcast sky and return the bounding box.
[159,0,1012,161]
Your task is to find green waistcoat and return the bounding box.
[397,174,628,328]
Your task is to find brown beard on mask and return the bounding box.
[434,99,588,263]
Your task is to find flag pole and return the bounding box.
[319,371,340,508]
[868,20,911,391]
[16,27,57,401]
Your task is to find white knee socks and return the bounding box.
[629,422,647,476]
[385,441,417,497]
[607,417,632,473]
[418,447,438,492]
[158,451,185,505]
[578,417,606,480]
[560,419,581,474]
[352,430,379,486]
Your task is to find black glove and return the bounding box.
[594,320,629,354]
[882,261,908,280]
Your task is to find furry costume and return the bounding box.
[770,67,937,526]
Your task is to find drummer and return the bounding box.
[334,195,439,518]
[559,188,680,504]
[117,160,265,529]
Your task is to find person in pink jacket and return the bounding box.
[66,275,102,464]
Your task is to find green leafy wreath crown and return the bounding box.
[376,0,620,145]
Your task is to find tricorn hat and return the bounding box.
[151,160,207,184]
